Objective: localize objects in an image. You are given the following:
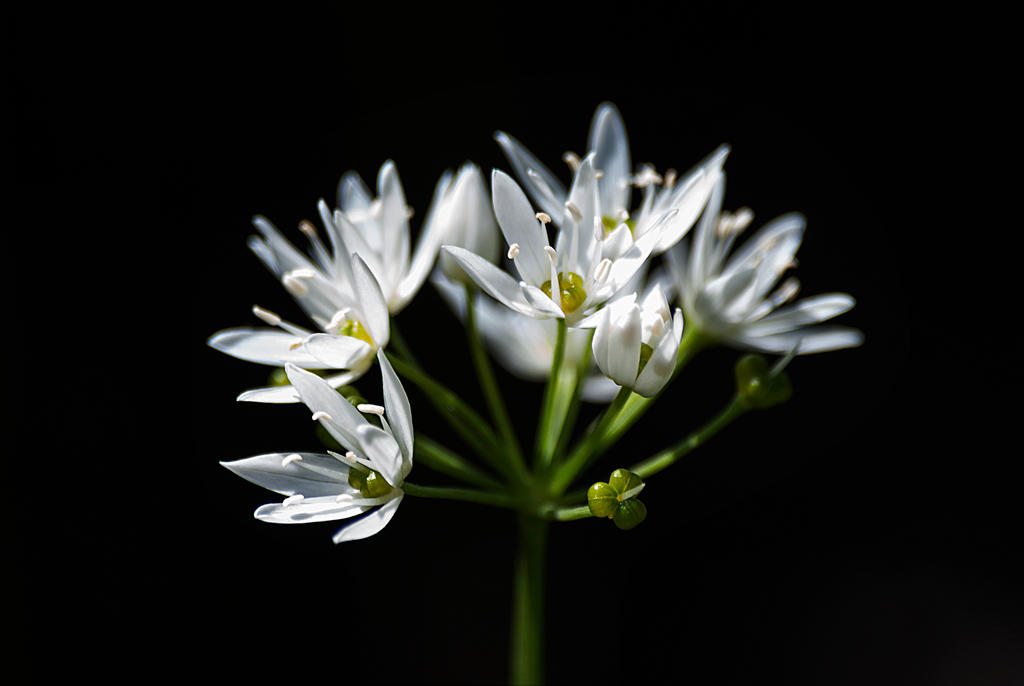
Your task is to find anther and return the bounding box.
[357,403,385,416]
[406,206,415,219]
[282,494,305,507]
[544,246,558,264]
[282,273,310,297]
[565,202,583,222]
[288,339,303,350]
[562,151,581,172]
[594,170,605,179]
[345,451,357,460]
[633,165,663,188]
[298,220,317,238]
[732,207,754,232]
[664,169,678,187]
[252,305,282,327]
[507,243,521,259]
[312,411,332,422]
[281,454,303,467]
[326,308,353,331]
[535,212,552,225]
[335,493,354,503]
[594,258,613,284]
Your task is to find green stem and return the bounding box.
[511,515,548,685]
[630,396,748,479]
[401,481,519,509]
[464,285,530,484]
[548,385,631,495]
[542,504,593,522]
[385,352,510,478]
[534,319,568,469]
[549,329,593,467]
[413,435,505,491]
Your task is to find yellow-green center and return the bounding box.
[336,318,375,347]
[601,215,637,237]
[347,464,394,498]
[540,271,587,313]
[637,342,655,376]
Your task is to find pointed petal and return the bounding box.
[588,102,631,215]
[220,453,350,497]
[255,495,372,524]
[440,246,540,317]
[633,319,679,397]
[606,303,643,386]
[377,161,411,297]
[351,253,390,345]
[736,326,864,354]
[332,495,403,543]
[236,370,360,404]
[377,348,413,474]
[491,169,551,285]
[285,363,369,451]
[355,423,403,487]
[207,327,329,368]
[494,131,567,220]
[303,334,372,369]
[743,293,857,337]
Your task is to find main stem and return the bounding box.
[511,514,548,685]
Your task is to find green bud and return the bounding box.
[268,367,290,387]
[348,464,370,492]
[613,499,647,530]
[608,469,643,498]
[734,354,792,409]
[587,482,620,518]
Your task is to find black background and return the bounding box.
[10,5,1018,685]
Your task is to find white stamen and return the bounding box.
[252,305,281,327]
[282,273,310,297]
[562,151,581,172]
[282,494,305,507]
[633,165,662,188]
[311,411,332,422]
[298,220,317,238]
[732,207,754,232]
[594,170,604,179]
[327,308,353,331]
[535,212,552,225]
[357,403,385,416]
[406,206,415,219]
[594,217,605,241]
[664,169,678,188]
[544,246,558,265]
[565,202,582,222]
[345,451,357,460]
[288,339,303,350]
[507,243,521,259]
[335,493,355,503]
[594,258,613,284]
[281,454,303,467]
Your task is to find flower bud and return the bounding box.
[734,354,792,409]
[437,163,502,285]
[587,481,620,518]
[613,498,647,530]
[608,468,643,496]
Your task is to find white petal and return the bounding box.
[491,169,551,286]
[377,348,413,474]
[377,161,411,293]
[351,253,390,345]
[304,334,372,369]
[220,453,351,497]
[520,282,566,319]
[743,293,856,337]
[581,374,621,403]
[256,495,372,524]
[588,102,631,215]
[494,131,568,220]
[652,144,730,254]
[606,303,642,386]
[355,423,403,487]
[440,246,539,317]
[236,370,360,404]
[736,326,864,354]
[207,327,329,368]
[633,319,679,397]
[332,494,403,543]
[285,363,369,450]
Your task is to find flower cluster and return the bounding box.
[210,101,861,543]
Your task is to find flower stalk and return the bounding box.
[511,514,548,685]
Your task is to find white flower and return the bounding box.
[495,101,729,255]
[442,163,670,326]
[668,171,863,354]
[432,273,619,402]
[220,349,413,544]
[207,210,391,403]
[578,283,684,397]
[332,160,452,313]
[434,162,502,285]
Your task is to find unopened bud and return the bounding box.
[734,354,793,409]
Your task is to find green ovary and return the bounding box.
[336,318,375,347]
[601,215,637,236]
[540,271,587,313]
[637,343,655,376]
[347,464,394,498]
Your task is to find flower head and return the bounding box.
[668,171,863,354]
[220,349,413,543]
[578,283,684,397]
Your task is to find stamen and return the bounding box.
[345,451,357,460]
[335,493,354,503]
[288,339,303,350]
[282,494,305,507]
[252,305,281,327]
[633,165,663,188]
[565,202,583,222]
[544,245,558,265]
[406,206,415,219]
[732,207,754,232]
[282,272,310,297]
[311,411,332,422]
[357,403,385,416]
[594,217,605,241]
[594,170,604,179]
[664,169,678,188]
[562,151,581,172]
[594,258,613,284]
[535,212,552,225]
[327,308,353,331]
[507,243,521,259]
[298,220,317,238]
[281,453,303,467]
